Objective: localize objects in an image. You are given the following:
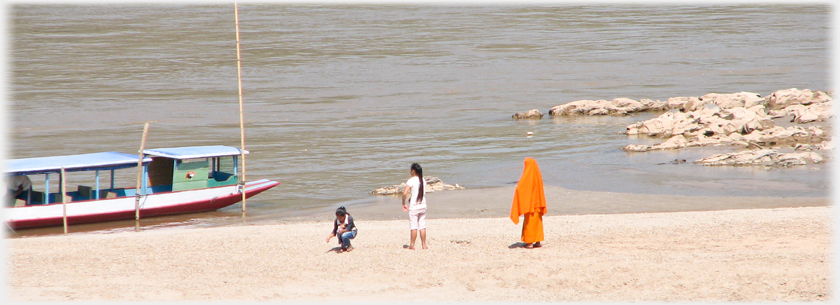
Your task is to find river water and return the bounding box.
[6,4,832,235]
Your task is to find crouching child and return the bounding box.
[325,206,357,252]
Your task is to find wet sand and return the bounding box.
[280,184,831,223]
[6,186,832,302]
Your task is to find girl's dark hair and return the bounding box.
[411,163,424,203]
[336,206,347,217]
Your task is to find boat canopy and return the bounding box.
[5,152,152,175]
[143,145,248,160]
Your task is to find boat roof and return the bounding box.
[5,152,152,175]
[142,145,248,160]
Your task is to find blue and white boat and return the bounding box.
[4,145,279,230]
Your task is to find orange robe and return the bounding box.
[510,157,547,243]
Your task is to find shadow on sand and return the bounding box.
[508,242,529,249]
[509,242,542,249]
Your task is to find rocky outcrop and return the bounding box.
[624,124,829,152]
[769,102,833,124]
[624,134,689,152]
[548,92,764,117]
[661,92,766,112]
[741,126,829,147]
[532,88,833,167]
[370,176,465,196]
[622,103,782,152]
[765,88,832,110]
[694,149,825,167]
[512,109,544,119]
[622,88,832,152]
[548,89,832,119]
[700,92,765,109]
[625,103,777,137]
[548,98,666,116]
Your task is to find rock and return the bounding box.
[660,134,689,149]
[764,88,832,110]
[622,134,688,152]
[542,89,832,157]
[626,119,829,153]
[727,132,745,142]
[549,98,664,116]
[549,100,600,116]
[777,152,824,166]
[640,99,668,111]
[589,108,610,115]
[685,134,730,147]
[768,101,833,123]
[622,144,649,152]
[741,125,829,147]
[370,176,465,196]
[666,96,702,112]
[548,89,830,119]
[818,140,833,151]
[606,97,646,115]
[625,105,772,139]
[809,152,826,163]
[699,92,763,109]
[694,149,825,167]
[512,109,544,119]
[776,153,809,167]
[788,101,833,123]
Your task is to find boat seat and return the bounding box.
[29,190,45,205]
[53,193,73,203]
[100,190,118,199]
[78,185,93,198]
[212,172,235,182]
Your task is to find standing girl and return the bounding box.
[401,163,428,250]
[326,206,357,252]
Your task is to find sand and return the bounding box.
[5,185,832,302]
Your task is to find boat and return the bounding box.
[3,145,280,230]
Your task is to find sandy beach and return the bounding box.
[5,4,833,303]
[5,185,832,302]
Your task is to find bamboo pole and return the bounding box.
[61,167,67,235]
[235,2,248,218]
[135,122,151,232]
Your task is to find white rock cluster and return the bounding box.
[512,88,832,167]
[624,104,774,138]
[370,176,466,196]
[624,124,828,152]
[546,88,832,119]
[547,98,667,116]
[622,88,833,153]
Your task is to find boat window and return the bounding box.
[218,156,235,174]
[180,158,205,164]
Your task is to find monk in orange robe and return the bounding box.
[510,157,546,249]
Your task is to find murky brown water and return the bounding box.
[6,4,831,236]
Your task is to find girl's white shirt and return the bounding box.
[406,176,427,210]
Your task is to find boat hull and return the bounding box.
[4,179,279,230]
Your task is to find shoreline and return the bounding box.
[6,184,831,237]
[249,184,831,225]
[7,205,831,302]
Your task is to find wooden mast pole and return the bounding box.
[235,2,248,218]
[135,122,151,232]
[61,167,68,235]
